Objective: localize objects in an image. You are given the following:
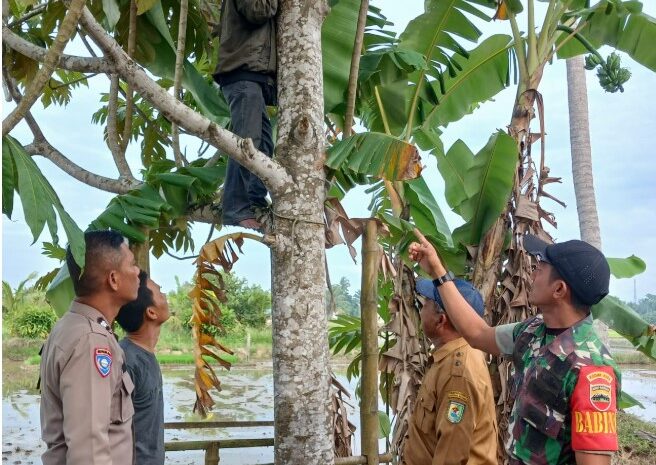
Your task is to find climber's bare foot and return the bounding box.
[238,218,263,232]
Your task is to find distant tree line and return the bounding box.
[325,277,360,318]
[627,294,656,324]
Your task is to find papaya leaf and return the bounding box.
[4,136,85,268]
[326,132,422,181]
[102,0,121,30]
[45,265,76,317]
[2,140,16,217]
[606,255,646,279]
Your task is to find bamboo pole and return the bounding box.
[360,220,380,465]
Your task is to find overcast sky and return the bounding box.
[2,1,655,303]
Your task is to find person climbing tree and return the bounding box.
[213,0,278,232]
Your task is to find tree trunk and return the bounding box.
[270,1,333,464]
[566,55,609,345]
[566,56,602,249]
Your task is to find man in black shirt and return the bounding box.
[116,271,170,465]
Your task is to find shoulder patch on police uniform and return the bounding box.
[94,347,112,377]
[447,391,470,403]
[447,401,466,423]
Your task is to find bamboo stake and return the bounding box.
[360,220,380,465]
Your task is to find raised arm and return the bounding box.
[409,229,501,355]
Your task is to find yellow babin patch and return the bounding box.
[447,391,469,403]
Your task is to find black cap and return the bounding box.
[416,278,485,317]
[523,234,610,306]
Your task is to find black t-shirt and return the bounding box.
[120,338,165,465]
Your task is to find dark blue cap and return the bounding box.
[416,278,485,317]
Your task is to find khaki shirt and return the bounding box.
[403,338,497,465]
[40,301,134,465]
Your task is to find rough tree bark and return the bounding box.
[566,55,609,345]
[269,1,334,464]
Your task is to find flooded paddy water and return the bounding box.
[3,364,655,465]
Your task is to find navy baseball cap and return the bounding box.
[523,234,610,306]
[416,278,485,317]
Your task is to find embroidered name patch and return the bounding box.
[447,391,469,403]
[447,401,466,424]
[94,348,112,377]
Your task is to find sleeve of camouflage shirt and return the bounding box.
[430,374,482,465]
[60,332,114,465]
[495,322,520,355]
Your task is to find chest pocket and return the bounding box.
[111,371,135,424]
[415,392,436,434]
[518,363,569,440]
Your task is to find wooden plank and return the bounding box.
[165,438,274,451]
[164,421,274,429]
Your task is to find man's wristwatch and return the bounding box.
[432,271,455,287]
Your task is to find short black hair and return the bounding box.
[548,266,590,313]
[115,271,153,333]
[66,230,126,297]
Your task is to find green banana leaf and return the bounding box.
[607,255,647,279]
[592,295,656,361]
[421,34,513,129]
[450,131,517,247]
[326,132,422,181]
[322,0,360,114]
[558,1,656,72]
[2,136,85,268]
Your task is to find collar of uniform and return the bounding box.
[431,337,468,363]
[69,301,112,329]
[546,314,594,359]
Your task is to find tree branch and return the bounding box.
[343,0,368,138]
[78,6,292,194]
[6,4,48,28]
[3,0,88,136]
[25,140,139,193]
[107,73,134,179]
[120,0,137,155]
[171,0,190,166]
[2,26,112,74]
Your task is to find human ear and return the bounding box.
[553,280,567,300]
[108,270,119,291]
[146,307,158,321]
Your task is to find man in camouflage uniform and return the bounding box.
[409,230,620,465]
[403,278,497,465]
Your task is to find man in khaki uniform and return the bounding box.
[403,278,497,465]
[40,230,140,465]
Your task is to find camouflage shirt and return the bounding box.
[504,315,620,465]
